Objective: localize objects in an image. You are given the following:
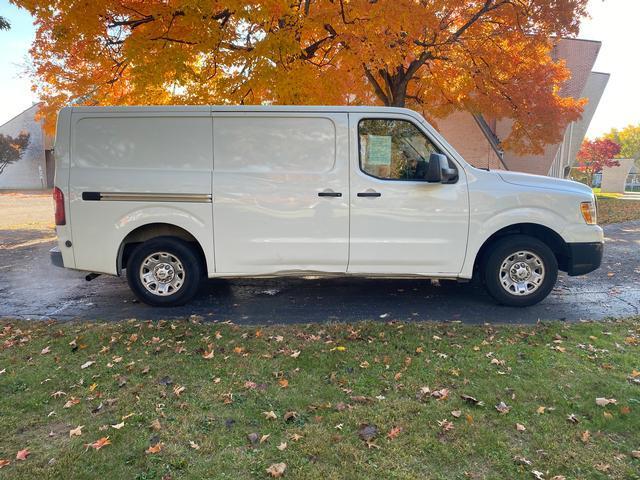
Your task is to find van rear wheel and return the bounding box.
[126,237,202,307]
[482,235,558,307]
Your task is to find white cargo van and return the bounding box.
[50,106,603,307]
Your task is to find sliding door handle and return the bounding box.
[318,190,342,198]
[357,190,382,198]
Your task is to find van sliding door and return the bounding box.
[212,113,349,274]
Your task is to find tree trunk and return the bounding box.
[390,88,406,107]
[363,65,409,108]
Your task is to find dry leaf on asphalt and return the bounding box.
[266,462,286,478]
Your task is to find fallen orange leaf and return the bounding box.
[85,437,111,451]
[146,443,164,454]
[15,449,29,461]
[387,426,403,440]
[63,397,80,408]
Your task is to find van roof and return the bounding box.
[64,105,418,115]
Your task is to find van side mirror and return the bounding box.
[426,153,457,183]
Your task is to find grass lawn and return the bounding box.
[592,189,623,199]
[597,196,640,225]
[0,318,639,479]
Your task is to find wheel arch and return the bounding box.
[116,223,208,275]
[473,223,570,275]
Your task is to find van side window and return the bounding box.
[358,119,440,181]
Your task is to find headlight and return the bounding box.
[580,201,597,225]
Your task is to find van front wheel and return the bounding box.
[482,235,558,307]
[126,237,202,307]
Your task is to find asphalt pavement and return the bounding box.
[1,219,638,324]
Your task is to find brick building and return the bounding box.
[435,38,609,177]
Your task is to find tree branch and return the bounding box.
[362,64,389,105]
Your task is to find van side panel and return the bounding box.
[68,113,214,275]
[212,113,349,274]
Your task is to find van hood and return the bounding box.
[497,171,593,196]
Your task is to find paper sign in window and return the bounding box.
[366,135,392,166]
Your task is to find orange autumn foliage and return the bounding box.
[15,0,588,154]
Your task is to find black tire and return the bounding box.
[482,234,558,307]
[126,236,202,307]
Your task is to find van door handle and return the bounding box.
[357,190,382,198]
[318,190,342,198]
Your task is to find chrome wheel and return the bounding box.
[498,250,545,296]
[139,251,185,296]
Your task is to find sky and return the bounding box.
[0,0,638,137]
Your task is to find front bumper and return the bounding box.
[566,242,603,276]
[50,246,64,268]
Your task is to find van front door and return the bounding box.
[212,113,349,274]
[348,114,469,275]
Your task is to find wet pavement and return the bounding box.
[1,221,638,324]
